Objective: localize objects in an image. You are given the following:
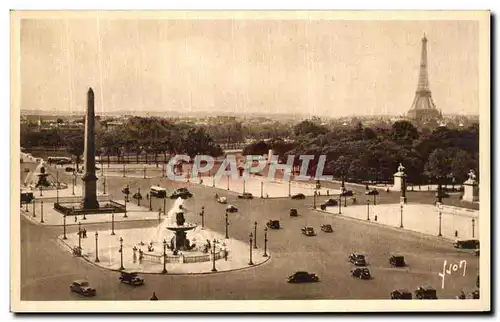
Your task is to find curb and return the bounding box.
[311,207,457,244]
[57,237,271,276]
[20,211,162,227]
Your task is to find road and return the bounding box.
[20,174,479,301]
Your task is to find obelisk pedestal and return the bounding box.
[81,88,100,209]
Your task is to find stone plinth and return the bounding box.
[393,171,406,192]
[463,179,479,202]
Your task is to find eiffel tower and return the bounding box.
[407,34,442,124]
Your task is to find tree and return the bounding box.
[243,141,269,156]
[424,147,474,183]
[391,120,419,144]
[65,133,84,171]
[293,120,328,138]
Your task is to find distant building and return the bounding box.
[407,35,443,124]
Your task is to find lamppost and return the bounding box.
[338,194,342,214]
[56,171,59,203]
[78,221,82,251]
[32,199,35,217]
[200,206,205,229]
[95,231,100,262]
[248,232,254,265]
[288,179,291,197]
[211,238,217,272]
[472,218,475,238]
[438,209,442,237]
[119,237,124,270]
[162,239,167,274]
[260,181,263,198]
[163,197,167,217]
[149,191,153,211]
[263,227,268,257]
[253,221,258,249]
[72,171,76,195]
[111,210,115,235]
[25,199,28,212]
[366,200,370,221]
[103,177,106,195]
[243,178,246,194]
[399,203,404,228]
[63,215,67,239]
[143,165,147,179]
[225,211,229,239]
[313,191,317,209]
[227,175,230,190]
[40,200,44,223]
[123,164,126,177]
[39,186,43,197]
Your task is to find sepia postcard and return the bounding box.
[10,10,490,313]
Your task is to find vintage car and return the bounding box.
[287,271,319,283]
[320,198,338,210]
[414,285,438,299]
[238,192,254,199]
[289,208,298,217]
[340,190,354,197]
[291,193,306,200]
[351,267,371,280]
[389,255,406,267]
[365,189,380,196]
[69,280,96,297]
[349,253,367,266]
[320,224,333,233]
[20,192,34,205]
[453,239,479,249]
[119,271,144,286]
[170,188,193,199]
[266,220,280,229]
[217,196,228,204]
[391,289,413,299]
[301,226,316,236]
[226,205,238,213]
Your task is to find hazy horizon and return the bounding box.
[20,18,479,117]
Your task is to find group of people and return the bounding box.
[77,228,87,238]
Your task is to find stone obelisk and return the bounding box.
[81,88,100,209]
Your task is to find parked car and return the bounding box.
[291,193,306,200]
[226,205,238,213]
[351,267,371,280]
[266,220,280,229]
[365,189,380,196]
[20,192,34,204]
[70,280,96,297]
[301,226,316,236]
[389,255,406,267]
[349,253,367,266]
[391,289,413,299]
[470,290,480,299]
[320,198,338,210]
[65,166,75,172]
[170,188,193,199]
[119,271,144,286]
[217,196,227,204]
[453,239,479,249]
[320,224,333,233]
[238,192,254,199]
[287,271,319,283]
[414,285,438,299]
[289,208,298,217]
[340,190,354,197]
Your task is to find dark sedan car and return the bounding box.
[389,255,406,267]
[320,224,333,233]
[287,271,319,283]
[170,188,193,199]
[415,285,438,299]
[351,267,371,280]
[291,193,306,200]
[70,280,96,297]
[365,189,380,196]
[349,253,367,266]
[290,208,298,217]
[266,220,280,229]
[453,239,479,249]
[320,198,338,210]
[238,192,254,199]
[119,271,144,286]
[391,289,413,299]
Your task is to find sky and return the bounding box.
[19,17,479,117]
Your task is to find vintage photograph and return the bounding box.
[10,11,490,312]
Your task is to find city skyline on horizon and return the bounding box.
[19,18,480,117]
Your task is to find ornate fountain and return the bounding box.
[166,208,197,251]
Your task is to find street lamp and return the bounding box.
[227,175,230,190]
[149,191,153,211]
[103,177,106,195]
[313,191,317,209]
[338,194,342,214]
[366,200,370,221]
[400,203,404,228]
[78,221,82,251]
[72,171,76,195]
[123,164,126,177]
[95,231,100,262]
[32,199,36,217]
[40,200,44,223]
[248,232,254,265]
[143,165,147,179]
[163,197,167,217]
[200,206,205,229]
[119,237,124,270]
[63,215,67,239]
[472,218,475,238]
[39,186,43,197]
[111,210,115,235]
[56,171,59,203]
[253,221,258,249]
[243,178,246,194]
[263,227,268,257]
[288,179,291,197]
[260,181,263,198]
[225,211,229,239]
[162,239,167,274]
[438,210,442,237]
[211,238,217,272]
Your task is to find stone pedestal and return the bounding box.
[393,172,405,192]
[463,179,479,202]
